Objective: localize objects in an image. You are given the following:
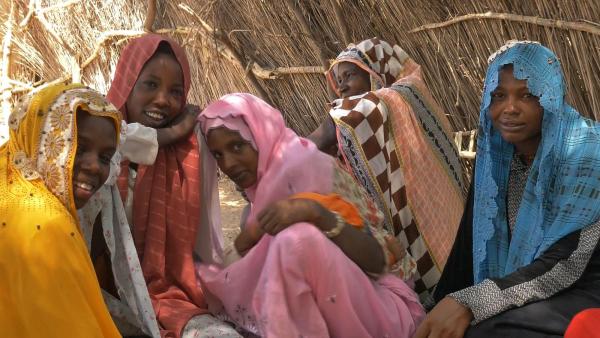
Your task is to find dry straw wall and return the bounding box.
[1,0,599,145]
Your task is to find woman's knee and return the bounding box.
[272,222,325,249]
[269,222,332,266]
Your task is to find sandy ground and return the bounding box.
[218,178,245,247]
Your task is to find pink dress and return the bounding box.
[197,93,425,337]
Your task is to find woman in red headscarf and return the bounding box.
[106,34,235,338]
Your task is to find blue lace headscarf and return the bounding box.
[473,41,600,283]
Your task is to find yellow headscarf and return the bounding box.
[0,83,121,337]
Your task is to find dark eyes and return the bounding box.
[337,72,356,84]
[211,142,247,160]
[141,80,183,98]
[143,80,158,89]
[232,143,244,151]
[100,154,112,165]
[490,91,504,99]
[76,142,113,166]
[76,139,87,154]
[490,92,536,100]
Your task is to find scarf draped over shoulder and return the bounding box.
[472,41,600,282]
[108,33,222,338]
[327,38,466,299]
[0,83,122,337]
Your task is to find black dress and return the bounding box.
[433,157,600,337]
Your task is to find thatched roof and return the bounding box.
[1,0,599,143]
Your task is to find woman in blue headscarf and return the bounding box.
[415,41,600,337]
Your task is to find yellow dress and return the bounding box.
[0,83,121,337]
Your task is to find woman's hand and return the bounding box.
[257,198,322,235]
[414,297,473,338]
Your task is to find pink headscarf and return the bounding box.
[199,93,334,228]
[202,116,257,150]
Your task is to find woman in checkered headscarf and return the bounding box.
[308,38,466,302]
[326,37,411,95]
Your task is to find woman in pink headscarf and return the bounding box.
[197,93,424,337]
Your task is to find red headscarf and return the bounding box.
[107,34,206,338]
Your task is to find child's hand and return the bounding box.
[258,198,321,235]
[234,225,264,256]
[172,104,201,138]
[385,235,406,264]
[157,104,201,146]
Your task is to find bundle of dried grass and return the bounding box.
[1,0,598,142]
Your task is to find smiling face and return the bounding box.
[72,109,117,209]
[206,126,259,189]
[335,62,371,98]
[489,65,544,156]
[125,52,184,128]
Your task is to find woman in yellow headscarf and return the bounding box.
[0,83,121,337]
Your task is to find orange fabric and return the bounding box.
[290,192,363,228]
[108,34,205,338]
[291,193,403,268]
[565,309,600,338]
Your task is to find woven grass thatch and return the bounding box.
[1,0,599,146]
